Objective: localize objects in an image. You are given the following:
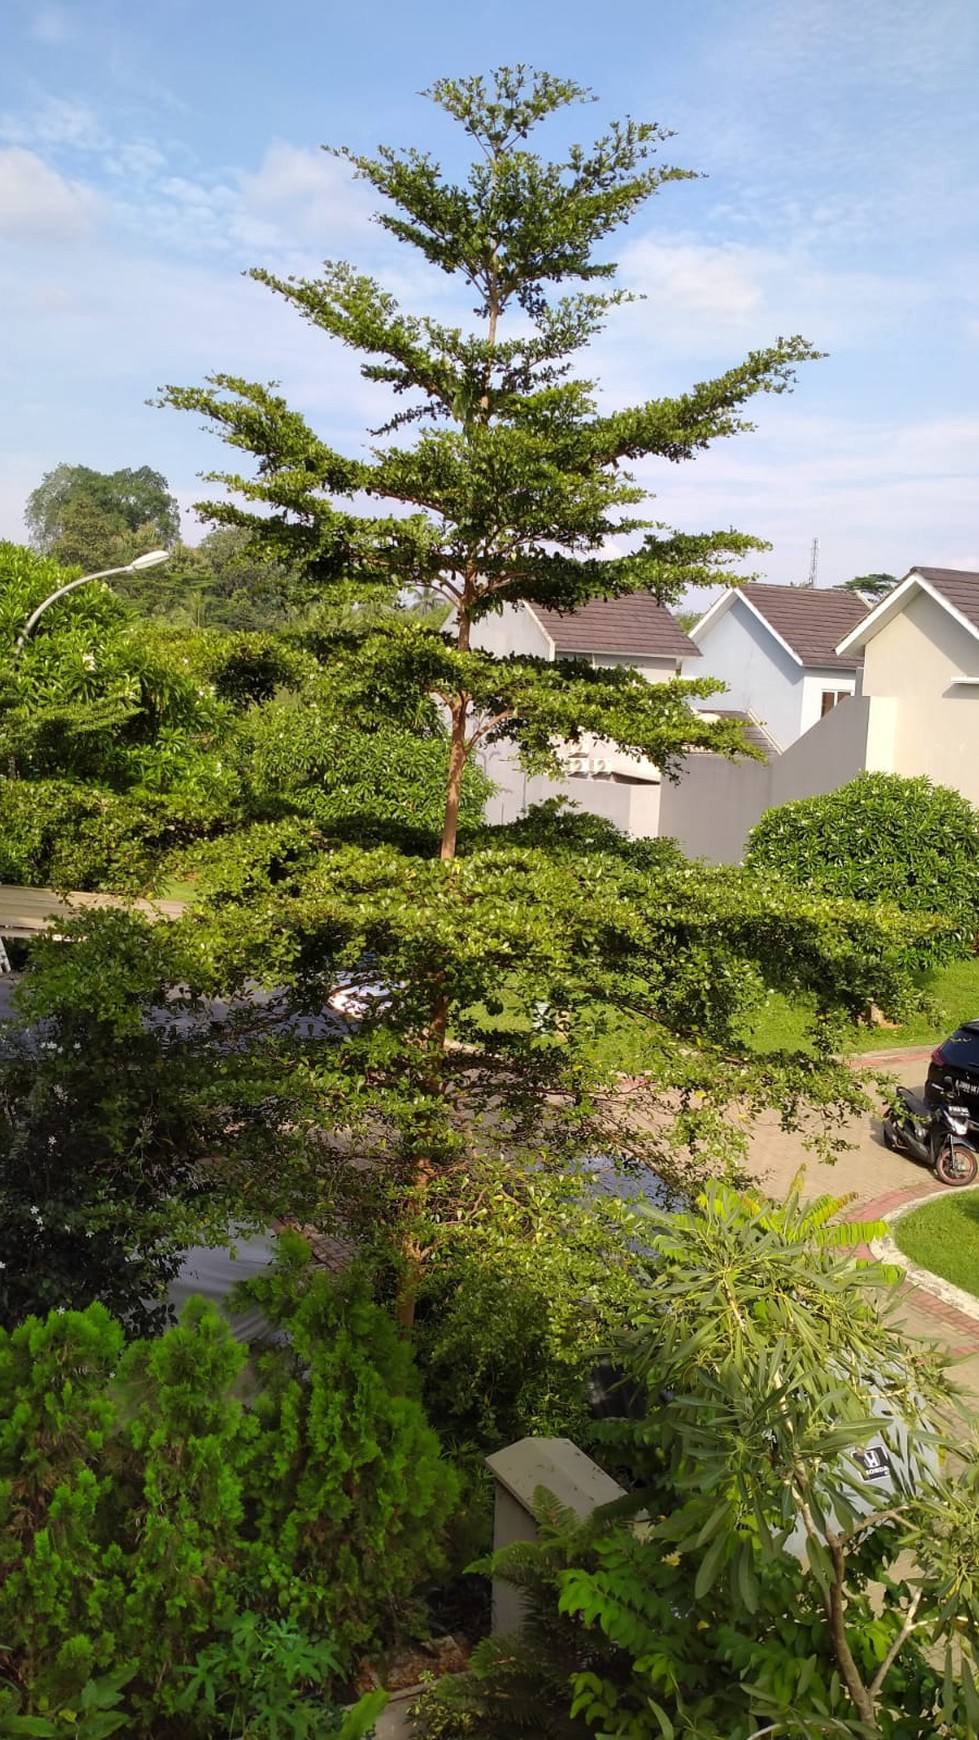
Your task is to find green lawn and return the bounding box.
[159,879,199,904]
[580,956,979,1077]
[738,956,979,1058]
[893,1191,979,1298]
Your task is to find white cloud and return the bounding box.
[0,97,106,153]
[622,237,763,324]
[0,146,100,240]
[239,143,373,248]
[635,407,979,591]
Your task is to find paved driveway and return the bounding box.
[748,1074,927,1207]
[747,1049,979,1401]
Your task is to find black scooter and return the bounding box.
[882,1088,979,1187]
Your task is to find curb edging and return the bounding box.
[870,1184,979,1326]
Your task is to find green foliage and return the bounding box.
[0,778,199,891]
[413,1164,651,1453]
[173,1613,386,1738]
[0,1268,452,1733]
[745,772,979,958]
[835,573,897,602]
[160,64,821,855]
[127,528,304,631]
[235,1243,460,1661]
[0,911,243,1329]
[0,542,489,887]
[420,1187,977,1739]
[25,465,180,567]
[0,1664,135,1737]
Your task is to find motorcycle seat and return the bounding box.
[897,1088,931,1119]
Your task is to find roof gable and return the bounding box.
[527,594,698,660]
[836,567,979,655]
[692,583,868,671]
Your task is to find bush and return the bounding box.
[0,776,204,891]
[0,912,228,1331]
[0,1254,457,1732]
[745,772,979,958]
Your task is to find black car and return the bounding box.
[926,1021,979,1124]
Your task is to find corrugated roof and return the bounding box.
[529,594,698,660]
[913,568,979,632]
[699,708,780,756]
[740,584,869,670]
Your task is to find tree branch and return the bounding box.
[466,709,512,748]
[867,1586,923,1701]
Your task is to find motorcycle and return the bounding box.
[882,1088,979,1186]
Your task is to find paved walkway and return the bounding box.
[0,882,186,940]
[748,1047,979,1400]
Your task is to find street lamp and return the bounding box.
[14,548,171,653]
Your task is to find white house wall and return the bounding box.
[479,742,661,838]
[470,603,553,659]
[799,668,858,735]
[861,590,979,804]
[684,595,802,748]
[659,694,878,863]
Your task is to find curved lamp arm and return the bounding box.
[14,549,170,653]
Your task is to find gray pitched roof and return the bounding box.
[835,567,979,656]
[529,594,697,660]
[740,584,869,671]
[911,568,979,632]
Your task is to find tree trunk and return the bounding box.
[440,699,469,862]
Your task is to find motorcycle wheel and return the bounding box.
[935,1141,979,1187]
[882,1119,899,1151]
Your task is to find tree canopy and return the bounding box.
[25,462,181,570]
[161,64,820,858]
[835,572,897,603]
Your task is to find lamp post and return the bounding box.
[14,548,171,653]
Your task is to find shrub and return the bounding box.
[745,772,979,958]
[0,1256,457,1732]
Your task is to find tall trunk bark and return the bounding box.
[439,699,469,862]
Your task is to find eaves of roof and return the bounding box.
[835,569,979,656]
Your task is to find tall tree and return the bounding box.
[836,572,897,603]
[161,66,819,860]
[154,72,951,1334]
[25,463,180,568]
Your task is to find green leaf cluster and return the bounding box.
[745,773,979,959]
[417,1187,979,1739]
[0,1255,455,1732]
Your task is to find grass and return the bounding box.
[578,956,979,1078]
[158,878,199,904]
[738,956,979,1059]
[893,1191,979,1298]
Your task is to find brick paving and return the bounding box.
[747,1057,979,1397]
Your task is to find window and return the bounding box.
[820,689,850,717]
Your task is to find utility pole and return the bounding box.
[804,537,819,589]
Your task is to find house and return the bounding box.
[659,567,979,861]
[834,565,979,806]
[684,583,870,749]
[470,596,699,836]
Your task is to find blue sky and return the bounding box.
[2,0,978,591]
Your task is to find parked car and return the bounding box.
[926,1020,979,1124]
